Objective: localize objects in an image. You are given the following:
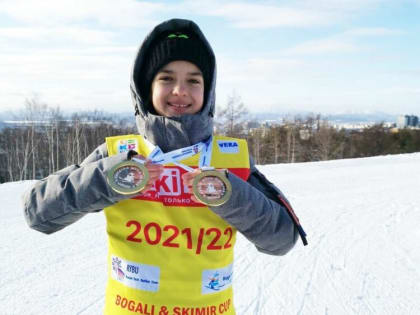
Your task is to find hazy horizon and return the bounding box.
[0,106,414,125]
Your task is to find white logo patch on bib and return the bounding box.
[217,141,239,154]
[111,255,160,292]
[117,139,138,153]
[202,264,233,294]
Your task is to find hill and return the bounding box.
[1,153,420,314]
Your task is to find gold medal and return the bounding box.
[192,169,232,206]
[107,160,149,195]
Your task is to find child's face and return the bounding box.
[151,60,204,117]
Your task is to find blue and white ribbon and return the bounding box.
[132,136,213,172]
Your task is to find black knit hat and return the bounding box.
[141,32,212,109]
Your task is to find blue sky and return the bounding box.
[1,0,419,115]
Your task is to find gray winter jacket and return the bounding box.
[23,18,306,255]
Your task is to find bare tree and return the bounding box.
[20,98,48,179]
[249,128,262,164]
[44,106,62,173]
[285,123,296,163]
[216,92,248,137]
[313,120,334,161]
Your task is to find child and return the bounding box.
[23,18,307,315]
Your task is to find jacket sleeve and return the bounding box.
[22,143,132,234]
[209,158,306,256]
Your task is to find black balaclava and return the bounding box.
[130,19,216,153]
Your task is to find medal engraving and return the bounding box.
[192,170,232,206]
[107,161,149,195]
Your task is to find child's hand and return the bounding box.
[132,155,164,193]
[181,169,202,203]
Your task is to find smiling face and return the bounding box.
[151,60,204,117]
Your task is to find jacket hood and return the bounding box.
[130,18,216,152]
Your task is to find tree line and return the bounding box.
[241,116,420,165]
[215,95,420,164]
[1,99,420,183]
[0,100,135,183]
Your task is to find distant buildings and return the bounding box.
[396,115,419,128]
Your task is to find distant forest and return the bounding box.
[1,99,420,183]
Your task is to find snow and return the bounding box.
[1,153,420,315]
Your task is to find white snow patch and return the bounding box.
[1,153,420,314]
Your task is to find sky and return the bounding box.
[1,0,420,116]
[2,153,420,314]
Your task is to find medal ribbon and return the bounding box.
[133,136,213,172]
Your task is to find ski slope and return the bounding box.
[1,153,420,315]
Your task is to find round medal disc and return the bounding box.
[192,170,232,206]
[107,161,149,195]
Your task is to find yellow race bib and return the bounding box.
[104,135,249,315]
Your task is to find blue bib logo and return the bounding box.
[217,140,239,154]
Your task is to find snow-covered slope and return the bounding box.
[1,153,420,315]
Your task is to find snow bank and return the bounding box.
[1,153,420,314]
